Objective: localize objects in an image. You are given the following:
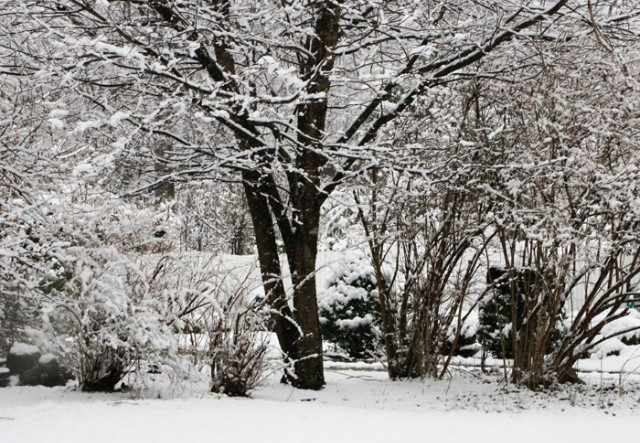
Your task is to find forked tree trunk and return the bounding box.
[242,170,300,375]
[242,170,325,389]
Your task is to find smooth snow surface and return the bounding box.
[1,369,639,443]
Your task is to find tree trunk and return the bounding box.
[242,170,300,378]
[287,192,325,389]
[243,170,325,389]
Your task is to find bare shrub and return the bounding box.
[465,57,640,388]
[355,170,491,379]
[206,271,270,397]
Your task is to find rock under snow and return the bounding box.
[7,343,41,374]
[9,343,40,356]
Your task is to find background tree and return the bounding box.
[177,182,253,254]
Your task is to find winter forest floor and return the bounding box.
[1,364,639,443]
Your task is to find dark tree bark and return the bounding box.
[242,169,301,377]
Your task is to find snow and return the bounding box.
[1,369,639,443]
[317,251,376,312]
[48,109,68,118]
[336,314,375,329]
[93,42,144,62]
[8,343,39,356]
[447,310,479,342]
[73,120,100,133]
[590,338,626,359]
[576,345,640,374]
[107,111,130,126]
[48,118,65,129]
[38,354,57,365]
[599,310,640,340]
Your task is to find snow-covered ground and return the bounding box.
[1,366,639,443]
[2,251,639,442]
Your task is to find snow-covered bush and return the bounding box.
[356,168,492,379]
[32,195,184,391]
[441,311,480,358]
[43,252,180,391]
[318,252,380,359]
[0,67,66,355]
[588,310,640,355]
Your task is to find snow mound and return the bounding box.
[599,309,640,340]
[9,343,40,356]
[39,353,57,365]
[591,337,625,359]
